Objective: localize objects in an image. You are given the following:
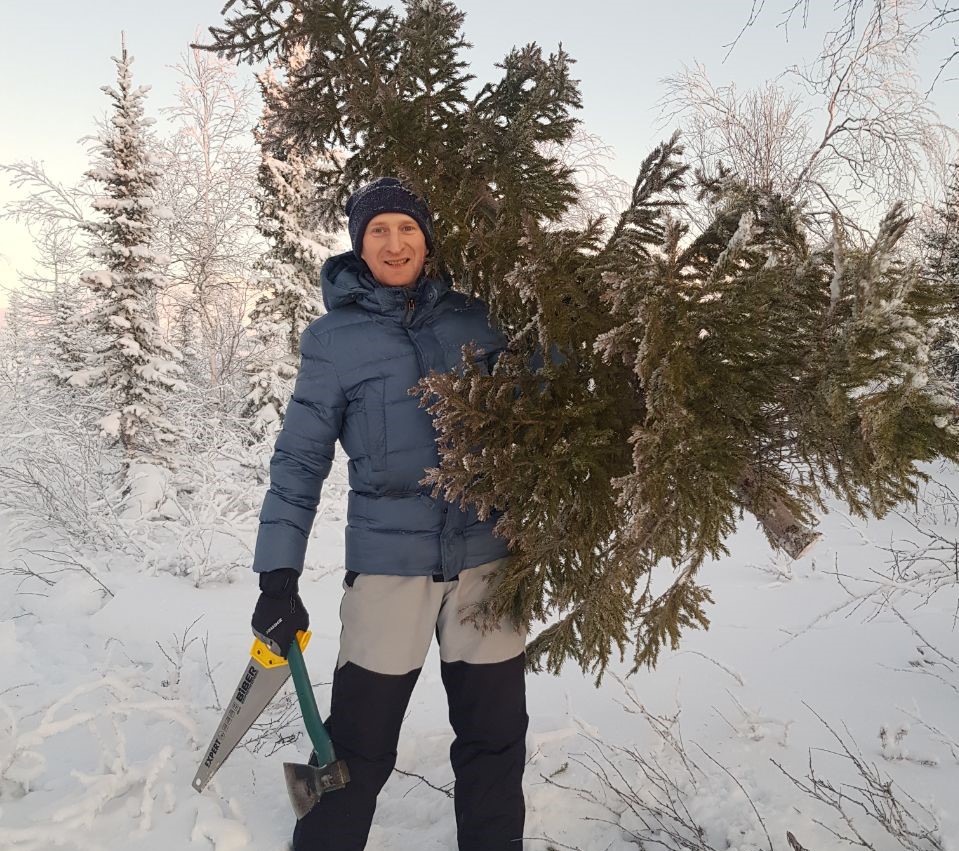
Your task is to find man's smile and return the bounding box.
[361,212,427,286]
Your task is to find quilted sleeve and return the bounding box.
[252,324,347,574]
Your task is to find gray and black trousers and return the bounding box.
[292,558,528,851]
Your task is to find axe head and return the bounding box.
[283,759,350,820]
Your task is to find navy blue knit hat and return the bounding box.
[346,177,434,257]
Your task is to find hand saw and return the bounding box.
[192,631,312,793]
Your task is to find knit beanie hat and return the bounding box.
[346,177,435,257]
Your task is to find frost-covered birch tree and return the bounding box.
[661,6,953,238]
[242,46,333,440]
[733,0,959,91]
[153,44,260,393]
[74,39,184,482]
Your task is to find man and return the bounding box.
[250,177,528,851]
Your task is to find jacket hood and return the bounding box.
[320,250,451,318]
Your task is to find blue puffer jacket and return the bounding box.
[252,251,511,580]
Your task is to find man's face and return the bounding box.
[360,212,427,287]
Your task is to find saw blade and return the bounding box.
[192,632,312,794]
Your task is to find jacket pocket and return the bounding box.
[363,378,388,471]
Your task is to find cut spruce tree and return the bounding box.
[925,162,959,387]
[203,0,959,676]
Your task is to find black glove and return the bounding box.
[252,568,309,657]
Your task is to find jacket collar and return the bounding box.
[320,251,450,320]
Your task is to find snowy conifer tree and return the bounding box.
[7,223,91,387]
[242,48,331,440]
[0,161,103,388]
[74,39,184,480]
[204,1,959,675]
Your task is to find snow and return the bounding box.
[121,462,171,519]
[1,462,958,850]
[98,410,122,438]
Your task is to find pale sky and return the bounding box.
[2,1,957,310]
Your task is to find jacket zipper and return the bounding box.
[402,295,428,375]
[401,291,453,574]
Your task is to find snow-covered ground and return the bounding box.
[1,457,957,850]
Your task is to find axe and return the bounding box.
[284,635,350,818]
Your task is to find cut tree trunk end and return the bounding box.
[736,469,823,560]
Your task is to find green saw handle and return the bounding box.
[287,637,336,767]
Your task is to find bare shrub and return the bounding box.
[536,681,946,851]
[0,386,132,554]
[774,708,946,851]
[539,685,773,851]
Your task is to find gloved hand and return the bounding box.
[252,568,309,657]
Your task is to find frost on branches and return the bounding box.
[242,51,332,441]
[0,159,104,388]
[151,45,260,393]
[73,41,185,476]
